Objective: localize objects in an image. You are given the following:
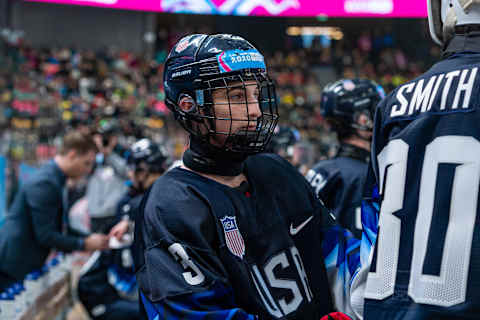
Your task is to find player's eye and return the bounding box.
[229,91,244,100]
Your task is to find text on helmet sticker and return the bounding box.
[216,49,266,73]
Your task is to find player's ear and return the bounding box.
[66,149,77,161]
[178,94,197,113]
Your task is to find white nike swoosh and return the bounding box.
[329,212,336,221]
[290,216,314,236]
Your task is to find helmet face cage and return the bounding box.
[182,70,279,154]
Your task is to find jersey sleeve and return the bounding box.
[348,169,380,320]
[300,165,361,317]
[320,208,361,318]
[135,177,257,320]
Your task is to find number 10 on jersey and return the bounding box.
[365,136,480,307]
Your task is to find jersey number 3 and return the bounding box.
[366,136,480,307]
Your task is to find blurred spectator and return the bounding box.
[86,120,130,233]
[0,131,109,292]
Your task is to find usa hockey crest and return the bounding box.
[220,216,245,259]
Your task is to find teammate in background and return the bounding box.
[355,1,480,318]
[305,79,385,239]
[78,138,169,320]
[110,138,169,241]
[133,34,360,320]
[267,125,301,165]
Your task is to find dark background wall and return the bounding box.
[10,1,154,53]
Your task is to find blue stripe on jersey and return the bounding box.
[322,217,361,315]
[323,225,361,279]
[360,185,379,267]
[140,283,257,320]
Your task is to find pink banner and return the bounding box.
[27,0,427,17]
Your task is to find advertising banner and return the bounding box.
[27,0,427,17]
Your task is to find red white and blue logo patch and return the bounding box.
[220,216,245,259]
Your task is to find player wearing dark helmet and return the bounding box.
[78,138,169,320]
[133,34,361,320]
[305,79,385,239]
[111,138,169,240]
[267,125,301,164]
[126,139,169,193]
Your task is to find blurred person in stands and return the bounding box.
[305,79,384,239]
[78,139,168,320]
[87,118,129,233]
[0,131,109,292]
[133,34,360,320]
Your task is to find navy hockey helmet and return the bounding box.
[163,34,279,154]
[267,125,301,159]
[128,139,168,174]
[321,79,385,133]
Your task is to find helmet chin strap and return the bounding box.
[183,136,247,176]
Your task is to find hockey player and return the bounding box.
[357,0,480,318]
[305,79,385,239]
[110,138,169,241]
[267,125,301,165]
[78,138,168,320]
[133,34,360,320]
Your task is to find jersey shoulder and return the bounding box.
[142,168,215,248]
[246,153,303,183]
[305,159,343,195]
[247,153,318,197]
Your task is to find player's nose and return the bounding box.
[246,89,261,120]
[247,100,262,120]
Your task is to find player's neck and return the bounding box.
[181,165,247,188]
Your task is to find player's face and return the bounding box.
[355,111,373,139]
[133,163,149,185]
[209,80,262,147]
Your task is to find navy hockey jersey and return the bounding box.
[306,145,369,239]
[78,194,142,320]
[134,153,360,319]
[363,37,480,319]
